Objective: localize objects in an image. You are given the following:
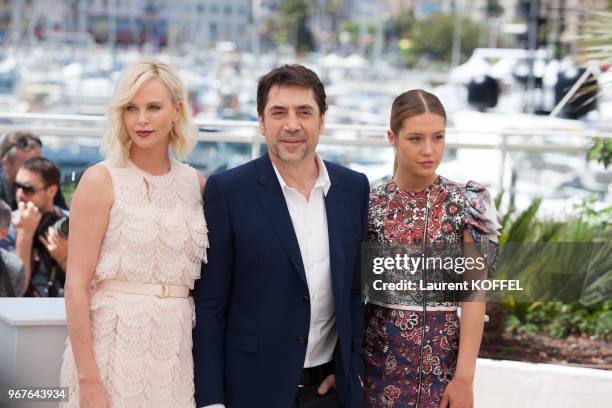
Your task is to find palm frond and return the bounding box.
[576,8,612,65]
[572,84,612,110]
[499,197,542,244]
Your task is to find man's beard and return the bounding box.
[273,134,309,163]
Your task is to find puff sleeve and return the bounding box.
[463,181,502,275]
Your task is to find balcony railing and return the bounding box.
[0,112,610,210]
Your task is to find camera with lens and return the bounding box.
[36,211,69,239]
[26,211,69,297]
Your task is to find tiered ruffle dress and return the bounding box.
[60,158,208,407]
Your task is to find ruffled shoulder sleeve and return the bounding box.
[463,181,502,275]
[464,180,502,243]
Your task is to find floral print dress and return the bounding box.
[364,176,501,407]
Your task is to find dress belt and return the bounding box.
[95,279,190,298]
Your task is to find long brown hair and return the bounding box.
[390,89,446,175]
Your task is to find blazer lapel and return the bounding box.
[255,154,307,285]
[324,166,345,303]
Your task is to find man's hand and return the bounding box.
[39,227,68,268]
[13,201,42,239]
[317,374,335,395]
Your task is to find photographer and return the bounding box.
[9,157,68,297]
[0,199,24,296]
[0,131,68,210]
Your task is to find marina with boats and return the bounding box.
[0,0,610,218]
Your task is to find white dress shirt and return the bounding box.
[272,153,337,369]
[201,154,336,408]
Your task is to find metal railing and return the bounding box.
[0,112,610,192]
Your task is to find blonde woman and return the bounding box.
[60,59,208,407]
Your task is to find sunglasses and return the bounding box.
[13,182,47,196]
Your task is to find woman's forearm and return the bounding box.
[455,301,486,382]
[64,283,101,384]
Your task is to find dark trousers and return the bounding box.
[292,385,340,408]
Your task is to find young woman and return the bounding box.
[364,90,501,408]
[60,59,208,407]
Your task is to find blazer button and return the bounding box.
[299,336,307,344]
[303,295,310,303]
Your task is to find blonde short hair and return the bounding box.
[102,59,197,165]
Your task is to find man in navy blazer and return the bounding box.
[193,65,369,408]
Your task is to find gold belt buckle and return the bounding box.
[156,284,169,298]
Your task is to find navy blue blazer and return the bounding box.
[193,153,369,408]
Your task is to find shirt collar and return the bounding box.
[272,153,331,197]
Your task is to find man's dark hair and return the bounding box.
[256,64,327,117]
[0,132,42,163]
[21,157,61,188]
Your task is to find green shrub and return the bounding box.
[495,194,611,340]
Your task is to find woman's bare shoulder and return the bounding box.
[72,164,114,208]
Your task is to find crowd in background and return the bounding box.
[0,131,69,297]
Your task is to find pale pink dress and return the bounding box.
[60,158,208,408]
